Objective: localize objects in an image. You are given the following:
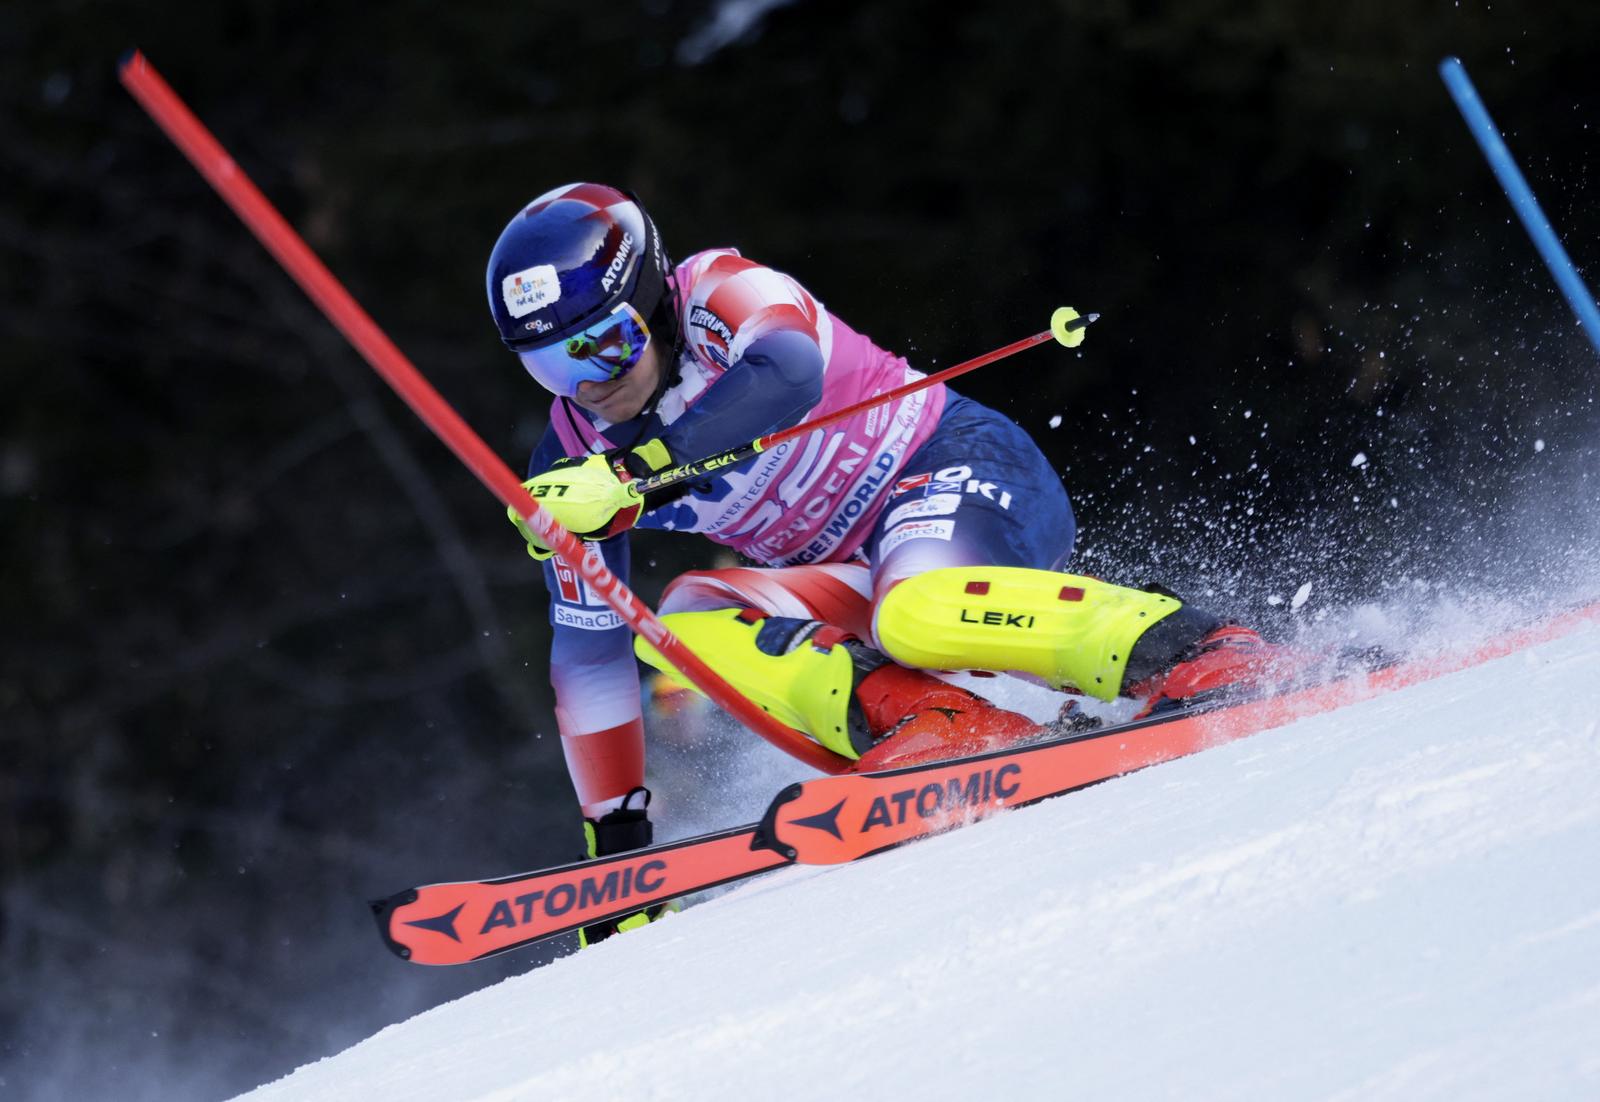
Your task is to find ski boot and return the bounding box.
[873,568,1215,698]
[634,609,1039,761]
[872,566,1302,715]
[577,787,681,948]
[850,661,1045,768]
[1129,624,1315,717]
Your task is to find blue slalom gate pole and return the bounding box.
[1439,56,1600,357]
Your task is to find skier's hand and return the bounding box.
[506,453,644,560]
[611,438,674,480]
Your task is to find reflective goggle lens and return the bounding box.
[517,302,652,397]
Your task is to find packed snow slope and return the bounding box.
[242,615,1600,1101]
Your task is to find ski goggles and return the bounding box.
[517,302,652,398]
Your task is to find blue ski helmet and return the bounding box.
[486,183,674,396]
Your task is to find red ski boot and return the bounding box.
[853,664,1045,769]
[1128,623,1308,718]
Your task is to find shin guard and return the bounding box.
[874,567,1197,701]
[635,609,881,758]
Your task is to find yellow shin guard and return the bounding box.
[874,567,1182,700]
[634,610,864,758]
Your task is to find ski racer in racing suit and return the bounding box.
[487,184,1282,945]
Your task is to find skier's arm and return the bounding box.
[655,329,824,461]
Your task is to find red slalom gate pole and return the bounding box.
[117,51,850,775]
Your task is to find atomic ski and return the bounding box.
[373,598,1600,965]
[372,824,787,965]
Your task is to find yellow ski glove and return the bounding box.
[506,452,646,560]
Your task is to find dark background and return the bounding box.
[6,2,1600,1099]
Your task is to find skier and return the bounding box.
[487,183,1287,944]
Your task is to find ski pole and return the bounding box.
[117,50,852,775]
[632,309,1096,497]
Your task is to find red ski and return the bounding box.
[374,826,786,965]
